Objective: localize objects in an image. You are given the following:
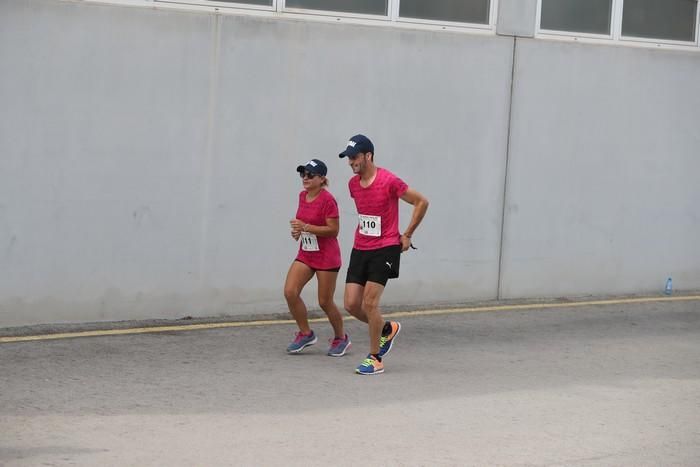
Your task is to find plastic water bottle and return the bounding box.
[664,277,672,295]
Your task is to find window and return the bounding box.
[151,0,498,29]
[285,0,387,16]
[399,0,491,25]
[538,0,699,45]
[202,0,272,5]
[622,0,697,42]
[540,0,612,36]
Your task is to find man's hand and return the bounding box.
[400,234,412,252]
[399,188,428,252]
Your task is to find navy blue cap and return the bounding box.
[339,134,374,158]
[296,158,327,176]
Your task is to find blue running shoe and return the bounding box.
[327,334,351,357]
[378,321,401,357]
[355,354,384,375]
[286,331,317,353]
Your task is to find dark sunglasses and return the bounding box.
[300,171,321,179]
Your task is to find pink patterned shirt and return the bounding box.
[349,168,408,251]
[295,189,342,270]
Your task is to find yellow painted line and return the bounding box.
[382,294,700,318]
[0,319,298,344]
[1,294,699,344]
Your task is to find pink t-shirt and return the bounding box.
[295,189,342,270]
[349,167,408,251]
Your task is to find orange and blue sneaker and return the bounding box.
[286,330,317,353]
[327,334,351,357]
[355,354,384,375]
[378,321,401,357]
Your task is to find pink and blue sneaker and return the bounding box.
[286,330,317,353]
[327,334,351,357]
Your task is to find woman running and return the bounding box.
[284,158,351,357]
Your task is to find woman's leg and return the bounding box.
[283,261,315,333]
[316,270,344,338]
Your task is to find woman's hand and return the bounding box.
[290,218,306,233]
[290,219,304,241]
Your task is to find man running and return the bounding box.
[339,134,429,375]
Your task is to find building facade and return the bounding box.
[1,0,698,326]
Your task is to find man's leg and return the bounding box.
[366,245,402,357]
[344,282,367,323]
[362,281,386,356]
[354,281,387,375]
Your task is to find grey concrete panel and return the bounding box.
[500,39,700,298]
[497,0,537,37]
[0,1,213,325]
[205,16,514,314]
[10,0,700,326]
[0,2,514,326]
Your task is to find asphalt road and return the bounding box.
[1,299,699,466]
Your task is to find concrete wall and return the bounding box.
[500,39,700,298]
[0,0,698,326]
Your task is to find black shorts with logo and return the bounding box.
[345,245,401,287]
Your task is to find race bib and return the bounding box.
[300,232,320,251]
[358,214,381,237]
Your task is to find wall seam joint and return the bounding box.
[496,35,517,300]
[198,13,222,289]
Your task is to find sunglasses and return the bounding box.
[300,171,321,179]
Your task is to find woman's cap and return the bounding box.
[296,159,327,176]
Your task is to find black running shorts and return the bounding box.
[345,245,401,287]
